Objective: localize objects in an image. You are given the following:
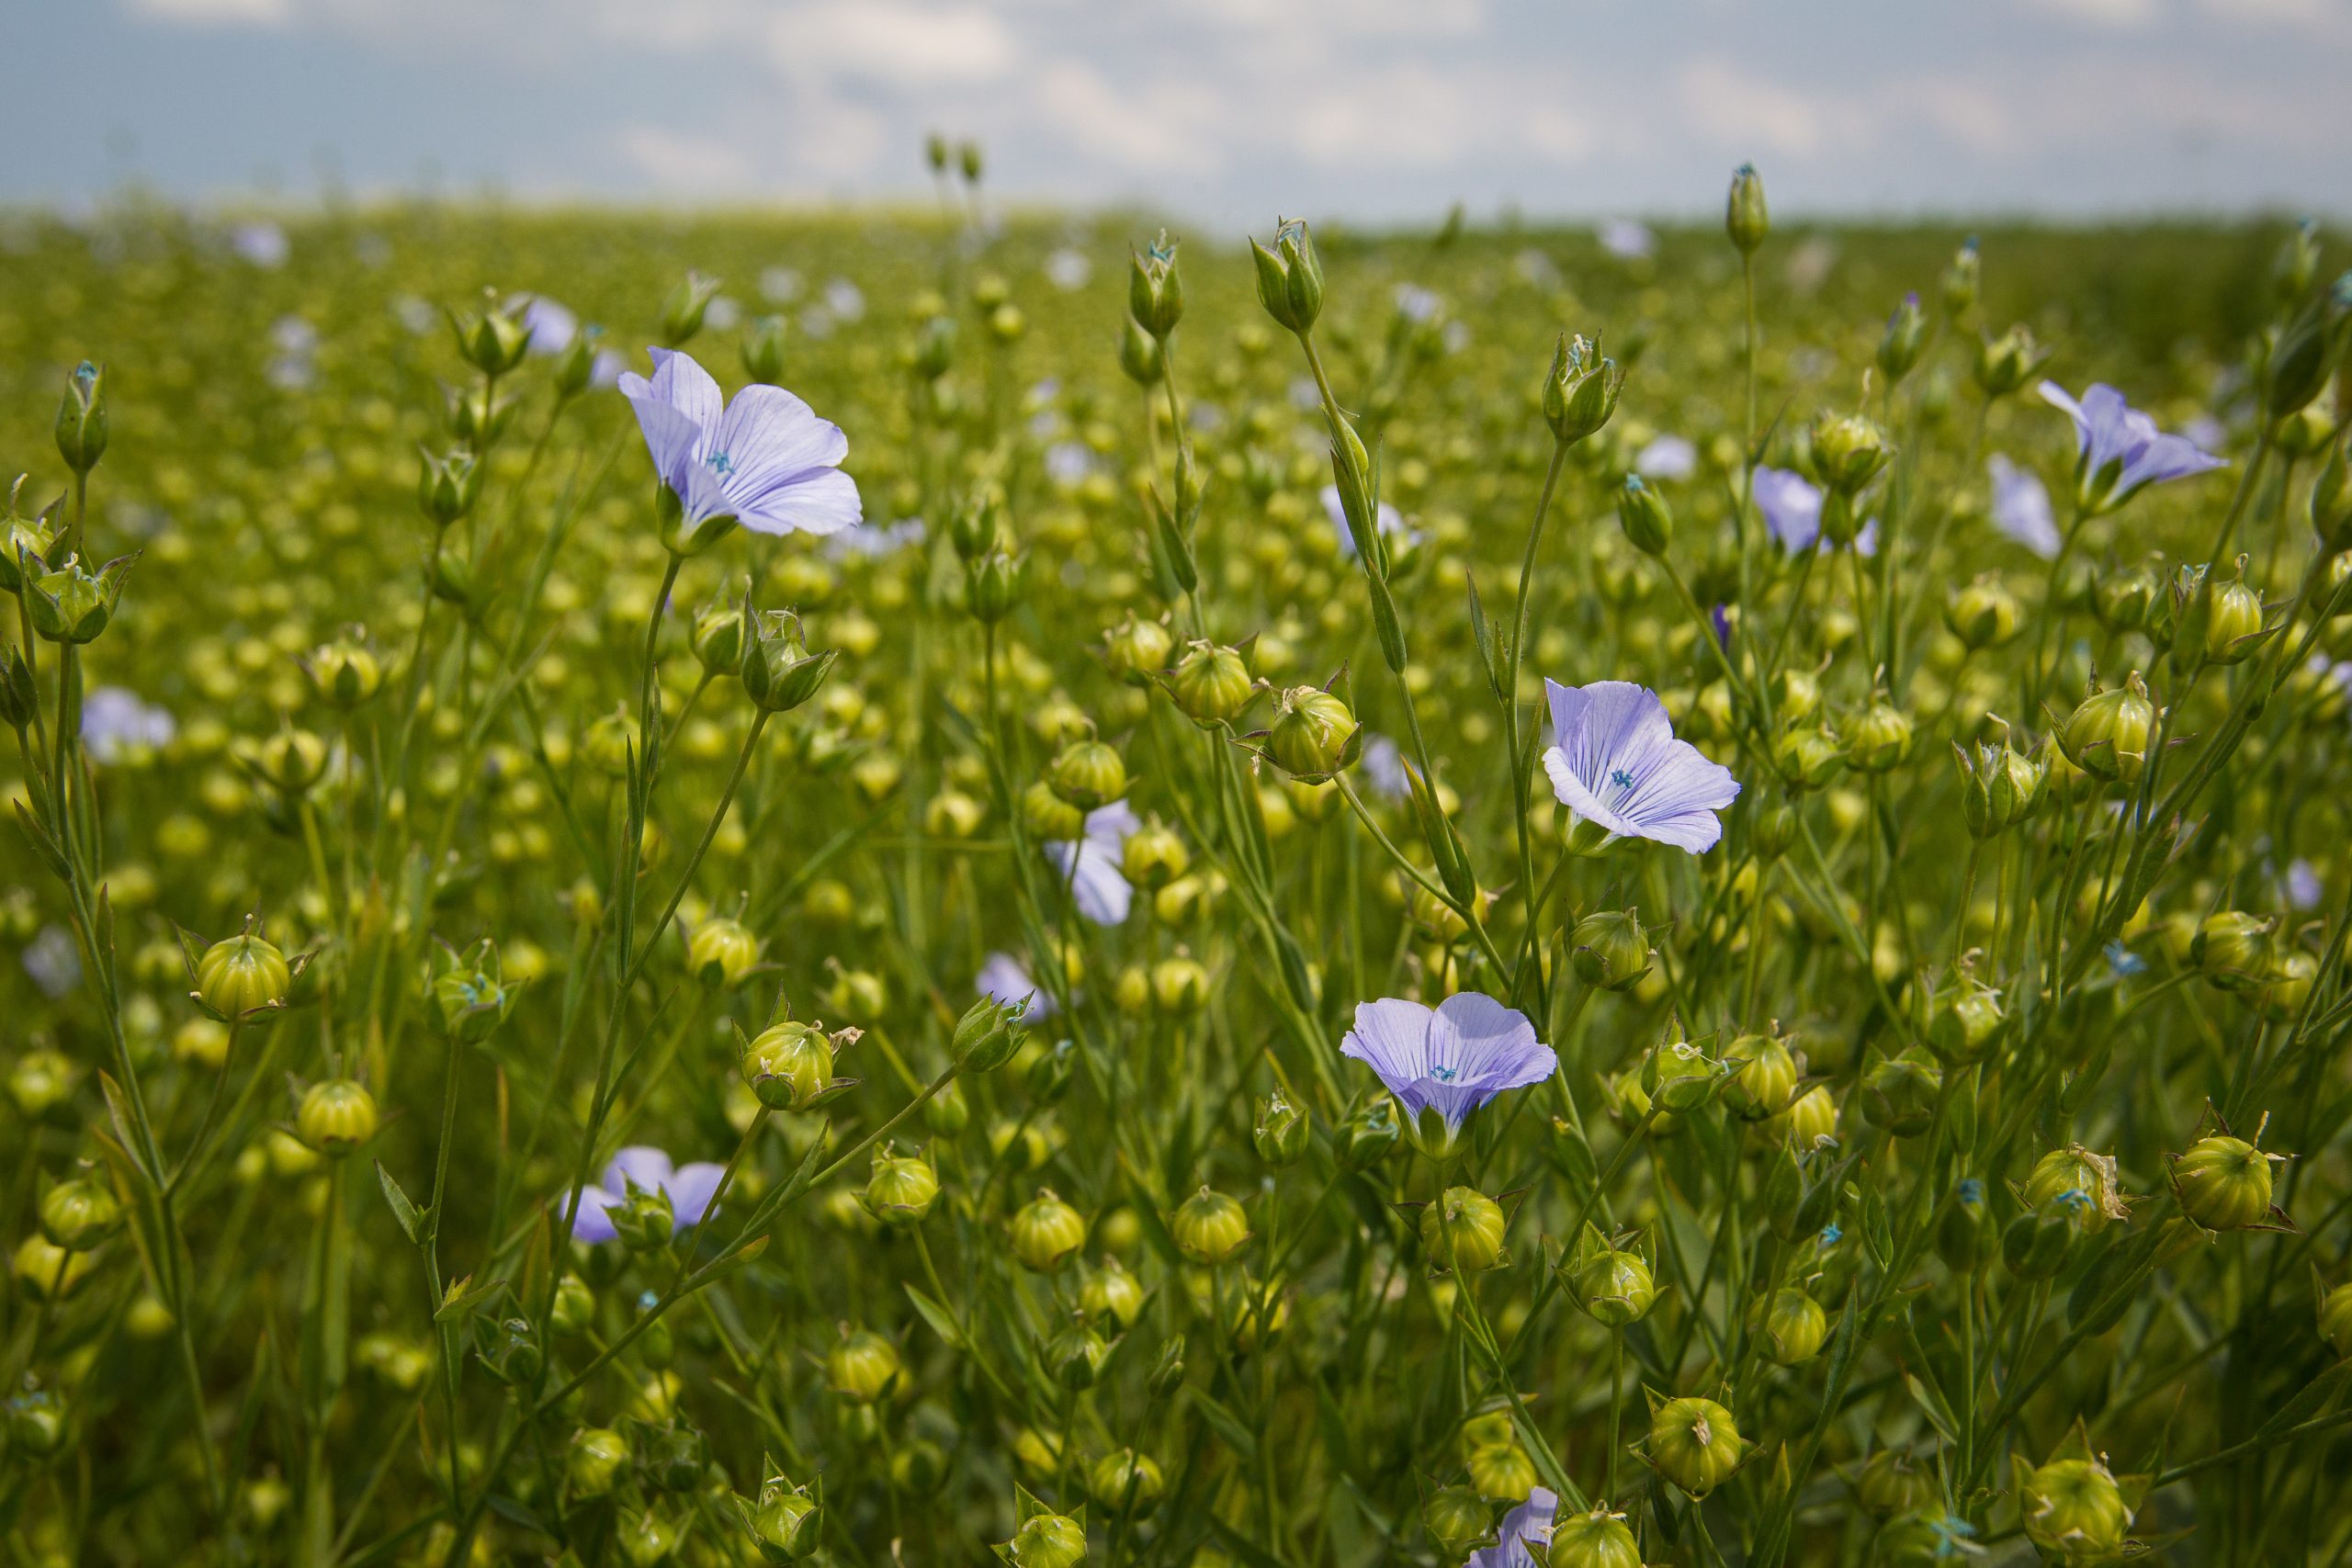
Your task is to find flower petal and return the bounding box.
[604,1145,673,1194]
[1047,838,1133,926]
[1433,991,1555,1093]
[734,465,863,537]
[570,1185,620,1245]
[645,346,724,434]
[665,1162,727,1229]
[714,384,849,496]
[1341,998,1436,1108]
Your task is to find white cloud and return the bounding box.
[765,2,1023,87]
[1674,57,1859,156]
[615,125,757,193]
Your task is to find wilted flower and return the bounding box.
[620,347,861,554]
[1341,992,1556,1158]
[570,1147,725,1246]
[2038,380,2225,515]
[1543,680,1742,853]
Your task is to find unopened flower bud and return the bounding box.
[1945,575,2020,649]
[1006,1506,1088,1568]
[952,993,1027,1071]
[1340,1096,1400,1169]
[1616,474,1672,557]
[1941,237,1981,319]
[304,636,383,709]
[1253,1087,1309,1166]
[418,448,481,527]
[1878,294,1927,382]
[741,314,787,384]
[1974,324,2049,400]
[55,362,108,474]
[1251,217,1325,333]
[1101,613,1173,686]
[1724,164,1769,255]
[1118,317,1163,386]
[687,917,762,987]
[2189,910,2275,989]
[661,271,721,347]
[739,608,838,715]
[965,549,1025,623]
[1543,333,1625,446]
[1129,231,1184,339]
[1747,1287,1827,1364]
[1723,1032,1799,1120]
[1090,1449,1165,1514]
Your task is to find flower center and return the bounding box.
[1609,767,1636,792]
[706,450,735,476]
[1428,1065,1460,1083]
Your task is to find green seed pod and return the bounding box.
[825,1326,901,1404]
[1878,294,1928,382]
[660,270,721,347]
[549,1275,595,1337]
[1857,1448,1936,1517]
[1079,1258,1145,1329]
[1846,698,1913,773]
[2020,1455,2131,1562]
[745,1472,820,1562]
[863,1149,939,1227]
[2095,559,2162,632]
[1046,739,1128,810]
[1568,908,1653,992]
[2188,911,2277,991]
[1974,323,2049,400]
[1551,1507,1643,1568]
[1466,1441,1538,1501]
[2169,1134,2278,1231]
[1543,333,1626,446]
[1010,1190,1088,1273]
[1128,231,1183,339]
[1860,1051,1941,1139]
[1945,574,2020,649]
[1170,1188,1251,1264]
[965,549,1025,624]
[1120,818,1189,889]
[1006,1507,1089,1568]
[1340,1096,1401,1169]
[297,1078,379,1156]
[1419,1187,1507,1273]
[1646,1395,1748,1498]
[1723,1032,1799,1120]
[1089,1449,1165,1514]
[195,929,292,1019]
[2059,673,2154,783]
[54,361,108,474]
[687,917,762,987]
[2023,1145,2128,1234]
[1941,238,1981,319]
[1813,412,1894,495]
[1046,1317,1109,1390]
[1250,217,1325,333]
[1101,613,1173,686]
[1928,975,2006,1064]
[565,1427,628,1497]
[1267,685,1362,781]
[38,1177,122,1253]
[2322,1282,2352,1357]
[741,313,787,384]
[1422,1486,1492,1556]
[1644,1036,1720,1115]
[304,636,384,709]
[1118,316,1163,386]
[1775,724,1847,792]
[741,1021,835,1112]
[1169,641,1256,728]
[1570,1240,1657,1326]
[1747,1287,1827,1364]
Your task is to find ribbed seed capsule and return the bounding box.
[1010,1190,1088,1272]
[1419,1187,1506,1272]
[1646,1395,1748,1498]
[1747,1287,1827,1364]
[1550,1507,1643,1568]
[2168,1134,2278,1230]
[824,1326,900,1403]
[1170,1188,1250,1264]
[2020,1455,2131,1562]
[195,930,291,1018]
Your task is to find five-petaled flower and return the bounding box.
[621,347,861,554]
[570,1146,725,1244]
[1342,992,1556,1157]
[2036,380,2223,516]
[1543,680,1741,854]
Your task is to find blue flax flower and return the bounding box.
[1468,1487,1557,1568]
[571,1146,724,1245]
[1543,680,1741,854]
[1342,993,1556,1158]
[1987,454,2061,558]
[620,347,861,550]
[1046,802,1140,926]
[2036,380,2223,515]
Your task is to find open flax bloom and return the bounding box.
[1341,993,1556,1157]
[1543,679,1740,854]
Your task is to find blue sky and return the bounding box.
[4,0,2348,224]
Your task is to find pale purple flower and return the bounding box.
[1755,467,1825,551]
[230,220,288,268]
[2182,412,2228,454]
[1987,454,2061,558]
[1343,993,1555,1156]
[2037,380,2224,514]
[1045,442,1098,486]
[23,925,82,999]
[620,347,861,547]
[1468,1488,1558,1568]
[2289,859,2324,910]
[822,278,865,321]
[394,295,437,335]
[1319,485,1415,558]
[760,265,803,303]
[571,1146,725,1244]
[1513,248,1562,288]
[1045,247,1092,291]
[705,296,742,333]
[1046,803,1140,926]
[521,296,577,355]
[1543,680,1741,854]
[1600,219,1655,260]
[1394,283,1442,324]
[1635,434,1696,481]
[82,687,175,763]
[590,348,627,390]
[978,951,1055,1021]
[1360,734,1412,801]
[826,516,926,559]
